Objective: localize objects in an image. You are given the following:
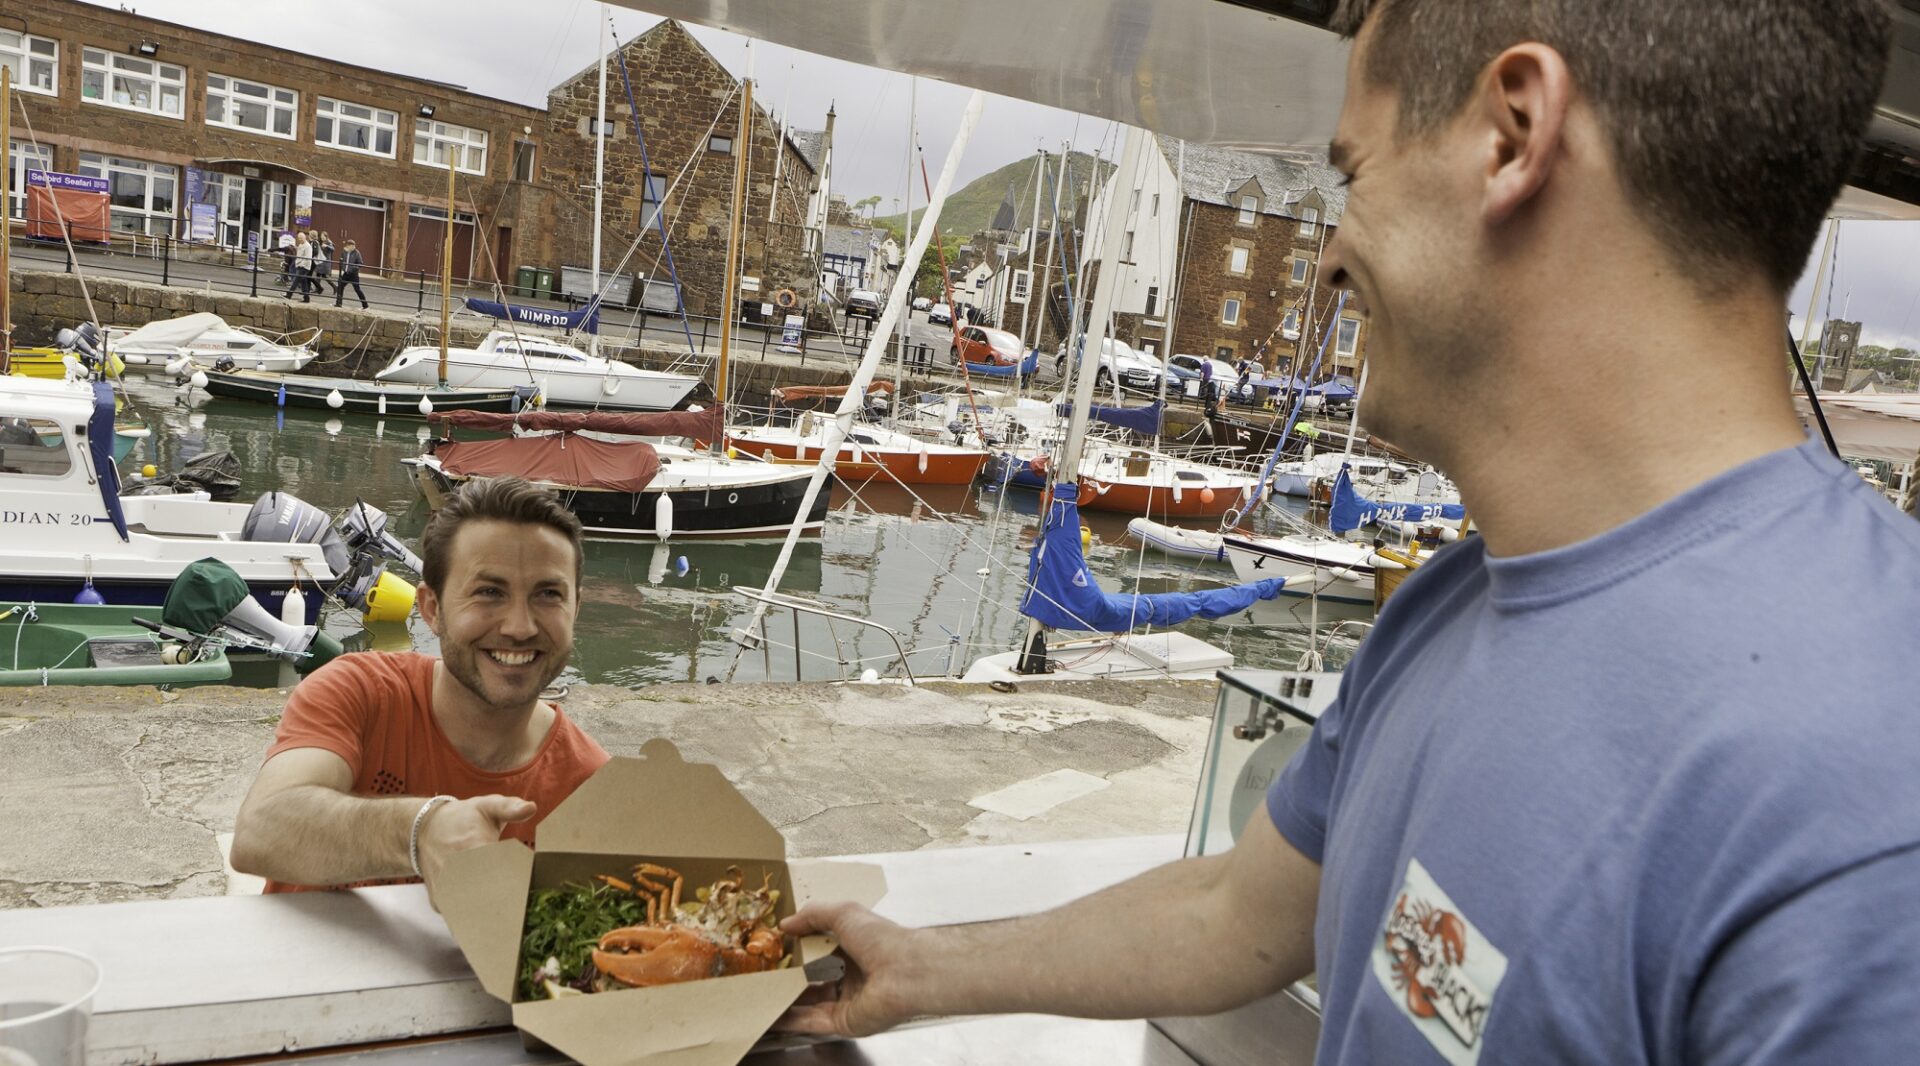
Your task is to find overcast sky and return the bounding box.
[93,0,1918,350]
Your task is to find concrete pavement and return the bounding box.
[0,677,1219,908]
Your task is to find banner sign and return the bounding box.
[27,170,109,194]
[778,313,805,354]
[189,202,218,242]
[293,183,313,227]
[464,298,600,335]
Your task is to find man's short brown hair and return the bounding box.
[1331,0,1893,291]
[419,477,584,593]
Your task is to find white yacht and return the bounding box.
[375,330,702,411]
[108,313,318,374]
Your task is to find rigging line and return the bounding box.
[532,0,590,111]
[605,26,705,356]
[10,95,107,363]
[915,146,990,446]
[457,181,548,396]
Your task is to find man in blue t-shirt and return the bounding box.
[774,2,1919,1062]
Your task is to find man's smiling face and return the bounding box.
[419,518,578,714]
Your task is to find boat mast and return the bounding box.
[590,4,608,362]
[712,53,754,451]
[893,77,915,413]
[1798,217,1838,387]
[1029,143,1070,359]
[1015,146,1044,353]
[1,67,11,370]
[439,157,454,388]
[1016,124,1146,674]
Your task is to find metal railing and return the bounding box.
[728,586,920,685]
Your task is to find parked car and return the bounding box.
[1165,353,1240,385]
[845,289,883,322]
[911,296,933,312]
[1055,336,1163,391]
[928,302,953,326]
[952,325,1025,367]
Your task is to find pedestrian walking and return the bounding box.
[333,239,368,309]
[274,229,295,286]
[315,232,335,292]
[285,233,315,302]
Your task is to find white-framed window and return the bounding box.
[636,171,666,229]
[1009,268,1031,303]
[1121,230,1135,260]
[1144,285,1158,317]
[205,74,297,138]
[0,418,73,478]
[1222,297,1242,326]
[707,134,733,154]
[1237,195,1259,225]
[414,119,488,175]
[78,152,177,236]
[1336,317,1361,357]
[1150,193,1159,218]
[512,141,536,182]
[315,97,398,157]
[1281,307,1301,332]
[1300,206,1319,238]
[1229,247,1250,274]
[0,31,59,96]
[80,47,185,119]
[1291,256,1311,284]
[7,140,53,220]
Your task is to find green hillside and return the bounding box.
[866,150,1115,245]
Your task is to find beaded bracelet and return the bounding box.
[409,794,455,880]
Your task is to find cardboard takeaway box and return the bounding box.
[438,738,886,1066]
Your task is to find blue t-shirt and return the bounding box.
[1270,438,1920,1065]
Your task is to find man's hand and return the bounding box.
[776,901,927,1038]
[416,794,536,898]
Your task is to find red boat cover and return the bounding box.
[436,434,660,493]
[432,407,722,439]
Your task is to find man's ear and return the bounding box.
[1476,43,1572,226]
[417,583,442,634]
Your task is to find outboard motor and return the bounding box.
[162,558,343,673]
[240,491,362,607]
[334,500,424,573]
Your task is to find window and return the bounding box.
[1282,307,1301,332]
[1222,297,1242,326]
[1144,285,1158,317]
[0,31,58,96]
[78,152,177,236]
[1010,268,1032,303]
[0,419,73,478]
[315,98,398,157]
[1237,195,1258,225]
[636,171,666,229]
[7,140,52,220]
[1215,345,1235,361]
[205,74,297,138]
[1229,247,1249,274]
[81,48,185,118]
[1300,206,1319,238]
[1336,318,1361,357]
[512,141,536,182]
[708,135,733,154]
[1150,193,1159,218]
[1121,230,1135,260]
[1291,257,1311,284]
[414,119,488,175]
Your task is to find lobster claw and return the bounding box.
[593,925,725,988]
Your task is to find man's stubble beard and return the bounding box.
[441,638,574,714]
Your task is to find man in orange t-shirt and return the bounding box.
[231,477,609,898]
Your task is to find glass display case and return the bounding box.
[1185,669,1343,858]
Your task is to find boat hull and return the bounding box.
[377,352,700,411]
[727,436,988,486]
[1076,478,1250,519]
[1125,517,1227,562]
[203,372,525,416]
[0,602,232,686]
[1220,535,1380,607]
[418,463,832,540]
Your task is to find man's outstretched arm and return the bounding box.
[229,748,533,890]
[781,804,1319,1037]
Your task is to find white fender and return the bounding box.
[654,493,674,541]
[602,376,621,396]
[1173,480,1184,504]
[418,395,434,415]
[165,355,193,375]
[916,441,929,474]
[377,393,388,416]
[281,586,307,630]
[325,389,345,409]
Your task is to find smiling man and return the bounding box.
[231,477,608,897]
[779,1,1920,1062]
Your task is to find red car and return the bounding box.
[950,325,1024,366]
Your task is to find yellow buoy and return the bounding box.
[1080,525,1093,550]
[363,570,417,623]
[140,464,157,478]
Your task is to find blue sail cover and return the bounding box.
[90,382,129,542]
[1053,400,1162,437]
[965,350,1041,378]
[1020,483,1293,631]
[464,298,600,335]
[1328,465,1466,534]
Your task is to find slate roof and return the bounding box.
[1157,137,1347,224]
[822,225,879,261]
[787,128,827,173]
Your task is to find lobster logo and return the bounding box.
[1373,859,1506,1065]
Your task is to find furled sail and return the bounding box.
[463,297,600,335]
[1020,483,1293,631]
[1328,465,1465,535]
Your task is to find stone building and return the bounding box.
[1081,136,1367,376]
[532,19,822,316]
[2,3,825,308]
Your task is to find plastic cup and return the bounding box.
[0,948,101,1066]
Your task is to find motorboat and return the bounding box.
[413,408,831,539]
[1220,532,1397,609]
[375,329,702,412]
[727,411,991,486]
[1077,444,1262,519]
[0,375,414,624]
[107,313,318,374]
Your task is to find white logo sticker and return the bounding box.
[1371,858,1509,1065]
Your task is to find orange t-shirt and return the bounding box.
[260,650,609,893]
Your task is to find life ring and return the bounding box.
[773,288,799,310]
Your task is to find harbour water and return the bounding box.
[115,374,1357,689]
